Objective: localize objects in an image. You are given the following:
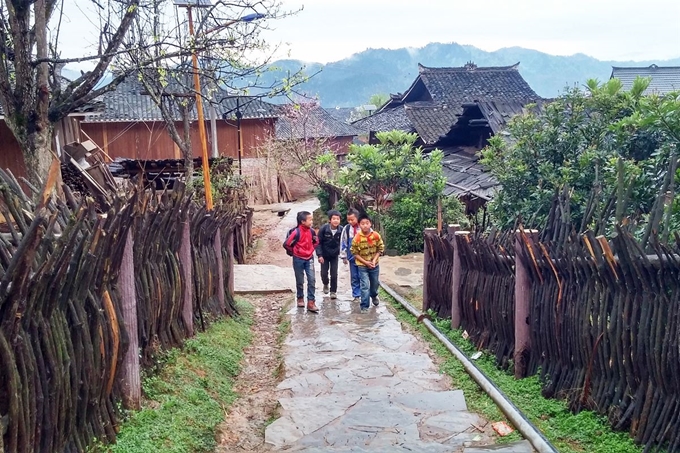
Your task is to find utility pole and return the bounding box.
[186,5,214,210]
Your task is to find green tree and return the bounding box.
[368,93,389,109]
[336,130,466,253]
[481,77,680,241]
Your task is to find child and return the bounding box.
[350,214,385,313]
[283,211,319,313]
[339,208,361,303]
[315,210,343,299]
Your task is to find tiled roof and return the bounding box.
[404,102,461,144]
[417,63,540,105]
[352,107,415,134]
[275,104,361,140]
[353,63,541,144]
[83,76,278,123]
[611,65,680,95]
[439,148,498,201]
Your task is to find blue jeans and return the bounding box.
[358,265,380,309]
[293,256,316,301]
[349,259,361,298]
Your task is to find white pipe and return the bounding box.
[380,282,558,453]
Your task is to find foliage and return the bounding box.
[106,301,253,453]
[190,158,247,211]
[0,0,304,187]
[256,102,340,192]
[335,130,466,252]
[481,77,680,240]
[383,292,642,453]
[368,93,389,109]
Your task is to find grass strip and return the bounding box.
[104,300,254,453]
[382,290,642,453]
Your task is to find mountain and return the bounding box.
[258,42,680,107]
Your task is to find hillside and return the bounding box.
[260,42,680,107]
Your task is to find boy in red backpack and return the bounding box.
[283,211,320,313]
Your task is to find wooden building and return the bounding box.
[353,62,543,213]
[275,104,360,158]
[80,78,279,161]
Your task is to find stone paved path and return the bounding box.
[247,200,533,452]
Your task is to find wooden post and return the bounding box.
[447,225,462,329]
[422,228,437,313]
[179,220,194,336]
[214,229,226,312]
[514,229,538,379]
[226,226,235,296]
[120,229,141,409]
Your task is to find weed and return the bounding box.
[106,300,254,453]
[382,290,643,453]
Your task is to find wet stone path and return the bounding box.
[265,287,503,452]
[242,200,532,452]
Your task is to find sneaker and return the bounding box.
[296,298,305,308]
[352,297,360,304]
[372,296,380,306]
[323,285,330,294]
[360,308,369,314]
[307,300,319,313]
[330,292,337,299]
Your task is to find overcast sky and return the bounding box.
[263,0,680,63]
[57,0,680,69]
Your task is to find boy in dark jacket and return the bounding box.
[284,211,320,313]
[315,210,343,299]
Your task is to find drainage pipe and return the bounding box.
[380,282,558,453]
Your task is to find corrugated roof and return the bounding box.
[275,104,361,139]
[611,65,680,95]
[82,76,278,123]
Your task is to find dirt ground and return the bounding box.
[245,210,292,267]
[215,207,291,452]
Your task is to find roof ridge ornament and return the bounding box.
[464,61,477,70]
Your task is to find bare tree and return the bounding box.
[0,0,307,187]
[119,0,308,179]
[0,0,144,186]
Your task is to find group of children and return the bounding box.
[283,208,385,314]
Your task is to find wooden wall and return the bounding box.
[0,121,28,180]
[81,118,275,161]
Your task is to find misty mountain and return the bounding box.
[257,42,680,107]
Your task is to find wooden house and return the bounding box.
[80,78,279,161]
[353,62,543,213]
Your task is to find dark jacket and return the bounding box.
[284,225,318,260]
[315,223,342,258]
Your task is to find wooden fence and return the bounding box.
[0,169,251,452]
[423,226,680,451]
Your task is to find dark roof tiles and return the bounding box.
[275,104,360,140]
[83,77,278,123]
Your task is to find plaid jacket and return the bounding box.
[350,230,385,267]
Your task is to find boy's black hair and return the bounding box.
[346,208,360,218]
[296,211,312,225]
[327,209,342,220]
[358,213,372,224]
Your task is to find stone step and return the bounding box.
[464,440,535,452]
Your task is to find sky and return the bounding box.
[263,0,680,63]
[56,0,680,70]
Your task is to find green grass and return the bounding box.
[382,290,643,453]
[105,301,254,453]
